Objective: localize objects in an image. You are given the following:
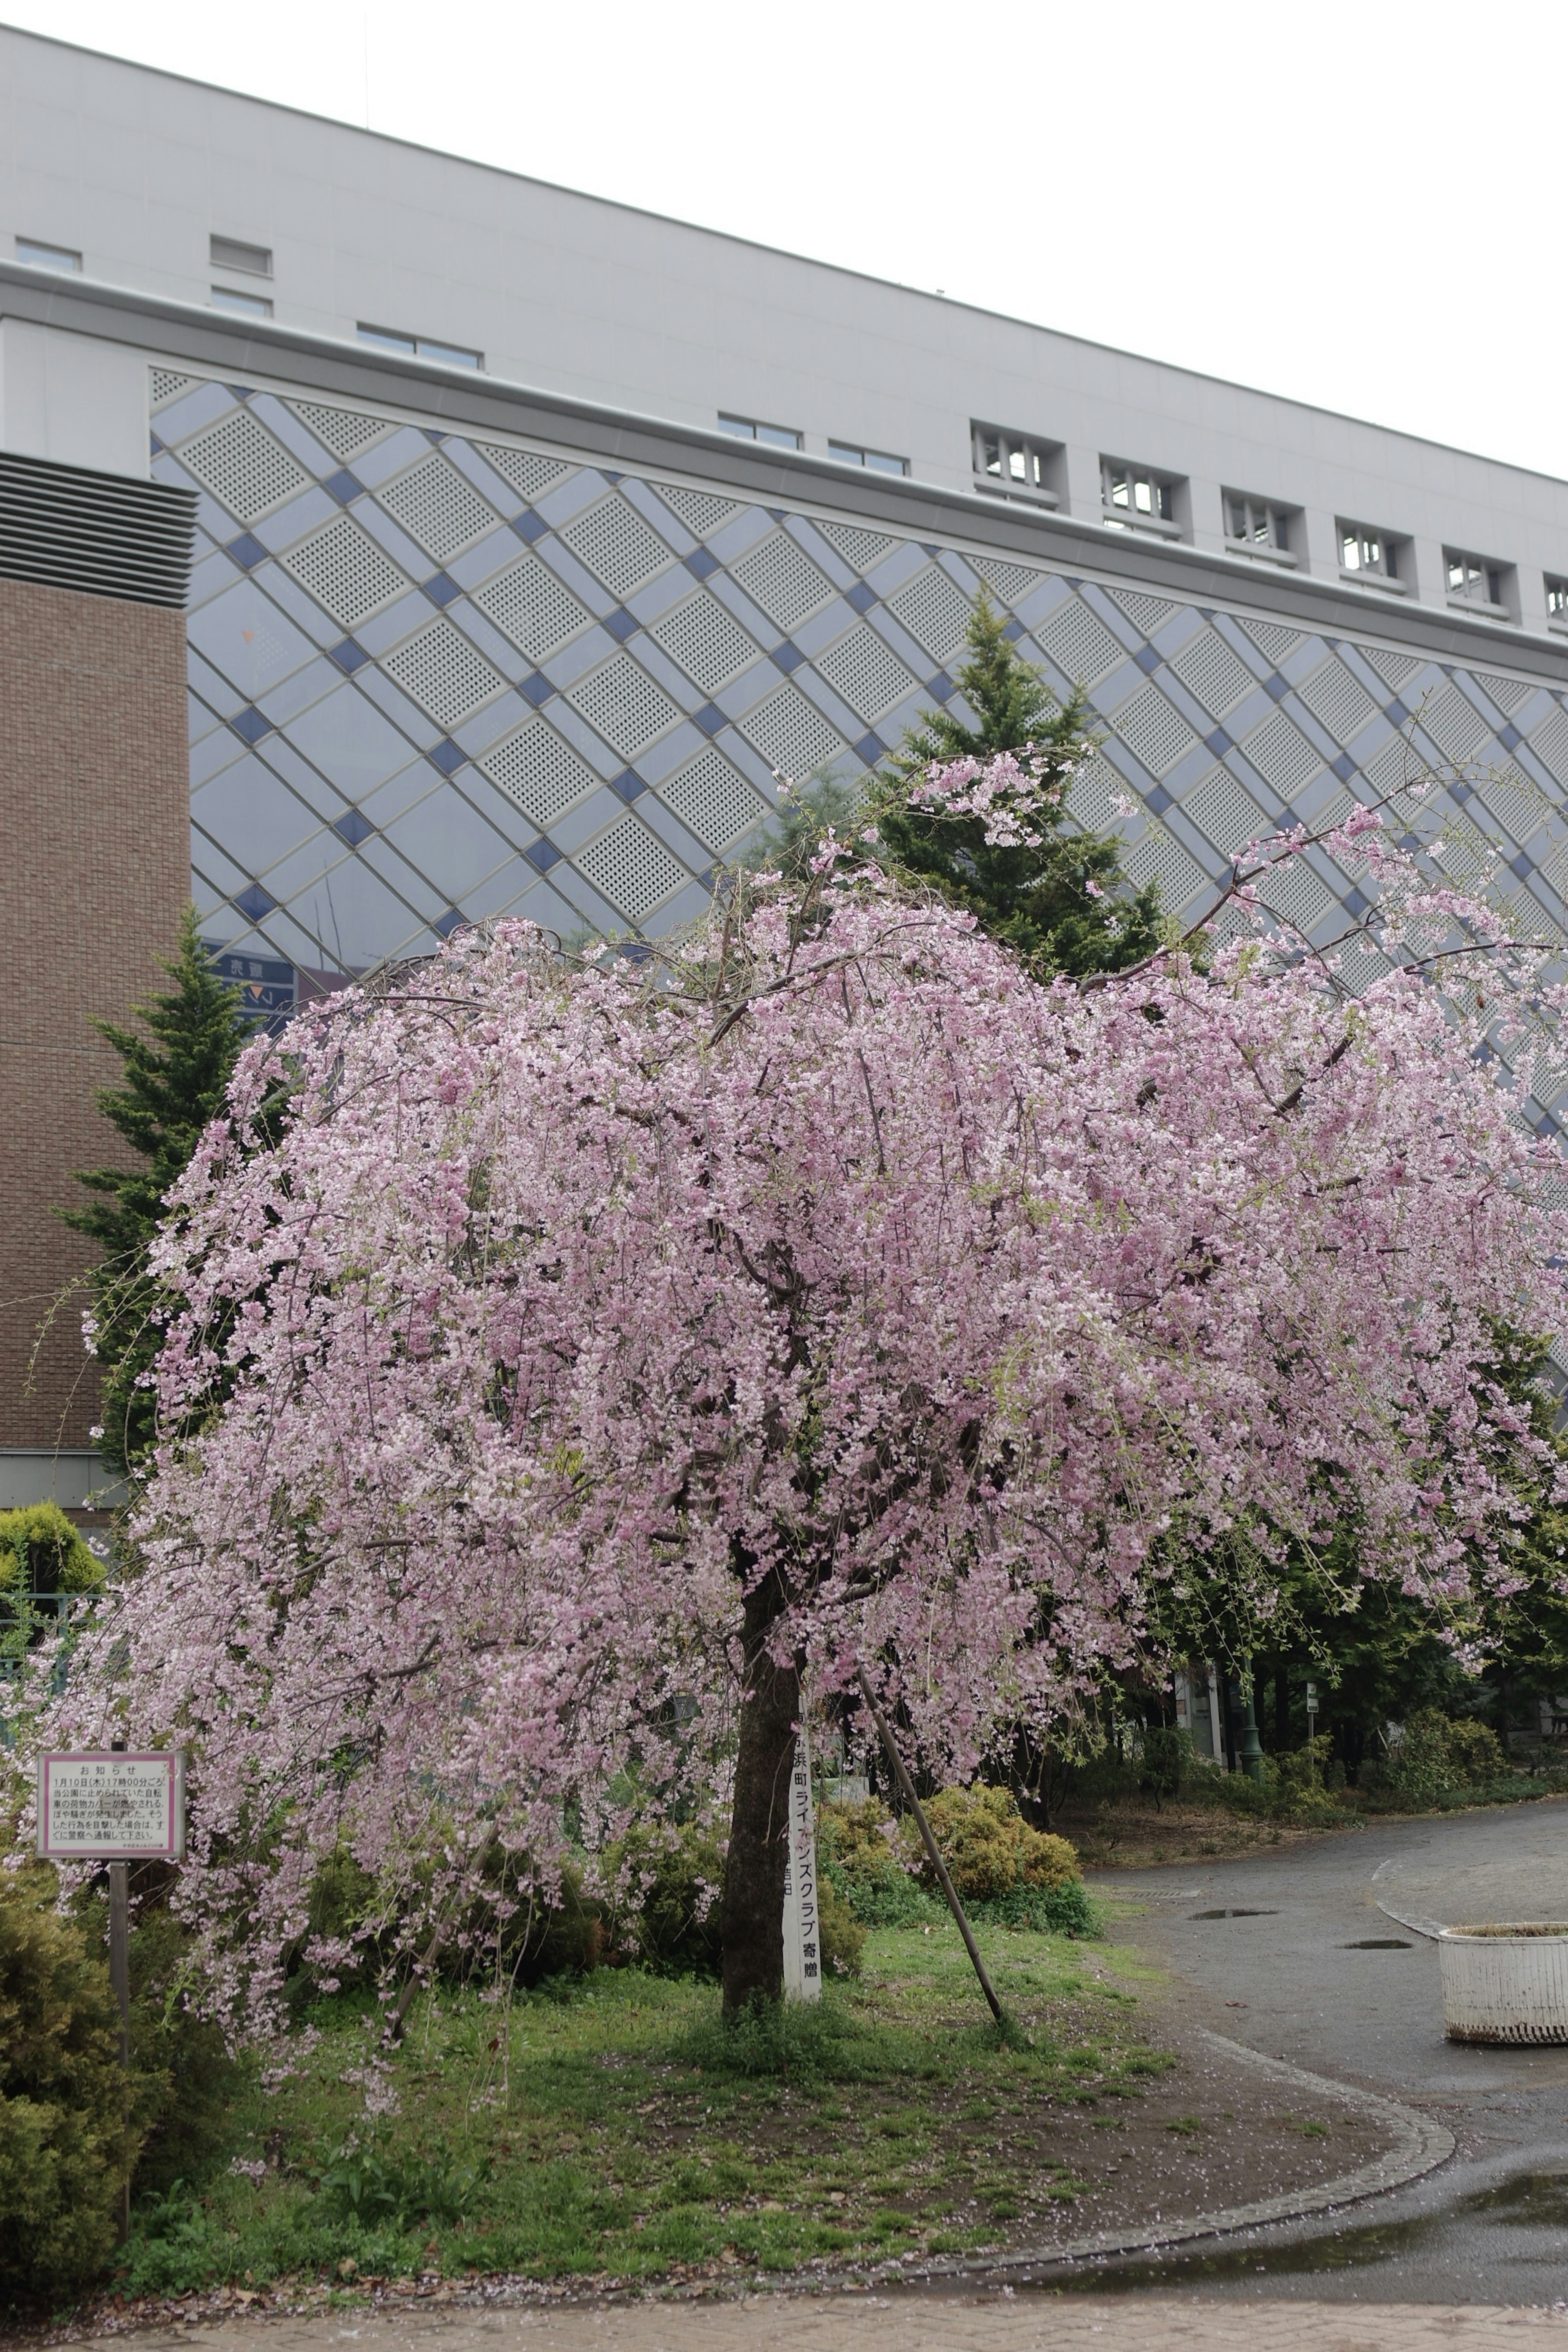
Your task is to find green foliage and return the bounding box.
[1138,1725,1189,1803]
[742,768,864,883]
[915,1784,1082,1904]
[818,1796,941,1928]
[62,907,254,1478]
[971,1881,1101,1939]
[0,1503,103,1598]
[317,2130,490,2229]
[0,1866,138,2301]
[817,1873,866,1977]
[1364,1708,1510,1809]
[870,592,1165,980]
[123,1899,245,2198]
[602,1822,723,1976]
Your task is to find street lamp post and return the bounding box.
[1238,1661,1266,1782]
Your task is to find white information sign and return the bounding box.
[781,1724,821,2002]
[37,1751,186,1860]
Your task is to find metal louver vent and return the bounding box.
[149,367,196,408]
[477,444,575,504]
[816,518,900,573]
[973,555,1044,606]
[732,532,833,631]
[285,512,408,628]
[0,450,196,608]
[1419,682,1490,763]
[568,651,680,759]
[1114,683,1199,777]
[472,551,586,661]
[382,617,504,728]
[559,497,672,598]
[1241,708,1320,795]
[817,623,915,721]
[1296,658,1376,744]
[653,481,742,538]
[889,566,971,664]
[658,748,765,851]
[1239,616,1302,665]
[743,684,846,777]
[577,814,690,923]
[179,406,309,523]
[1169,630,1252,717]
[379,454,497,563]
[1181,768,1267,857]
[1123,823,1206,909]
[1110,588,1177,639]
[480,720,596,826]
[1036,598,1122,686]
[290,400,393,463]
[650,591,757,693]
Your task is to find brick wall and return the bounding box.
[0,576,189,1453]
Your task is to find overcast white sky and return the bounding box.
[8,0,1566,477]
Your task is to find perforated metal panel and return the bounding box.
[1258,857,1335,933]
[1475,767,1549,845]
[1294,658,1375,745]
[817,518,900,572]
[559,496,673,598]
[1361,644,1422,691]
[1035,598,1122,686]
[1181,768,1267,857]
[285,512,408,628]
[568,651,680,758]
[973,555,1044,607]
[650,591,758,692]
[577,813,688,922]
[381,617,504,728]
[480,719,597,826]
[653,481,741,538]
[472,551,587,661]
[889,566,971,664]
[1114,684,1199,777]
[1530,706,1568,784]
[150,368,196,408]
[1065,757,1124,833]
[1123,823,1206,909]
[658,747,765,851]
[1474,670,1533,717]
[290,401,393,463]
[477,444,576,504]
[378,453,498,563]
[1169,630,1252,717]
[817,623,915,721]
[179,407,310,524]
[1430,813,1493,887]
[1359,736,1432,812]
[743,684,846,777]
[1241,709,1320,796]
[1239,617,1302,665]
[1111,589,1177,639]
[1336,935,1396,993]
[1420,682,1490,763]
[731,532,833,630]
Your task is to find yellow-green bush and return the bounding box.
[816,1873,865,1976]
[0,1503,103,1597]
[916,1784,1080,1902]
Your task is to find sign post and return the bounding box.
[37,1748,185,2236]
[780,1722,821,2002]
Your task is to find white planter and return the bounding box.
[1439,1924,1568,2044]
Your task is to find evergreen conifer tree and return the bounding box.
[872,590,1165,979]
[63,909,250,1477]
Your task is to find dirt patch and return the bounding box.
[1058,1798,1356,1871]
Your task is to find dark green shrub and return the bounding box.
[126,1902,245,2197]
[1138,1725,1189,1803]
[818,1797,940,1927]
[602,1823,723,1975]
[817,1874,866,1975]
[972,1880,1101,1939]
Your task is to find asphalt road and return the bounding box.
[1079,1795,1568,2303]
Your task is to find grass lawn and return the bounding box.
[117,1918,1169,2297]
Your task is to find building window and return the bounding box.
[16,236,80,271]
[1225,492,1291,553]
[718,413,801,451]
[1548,577,1568,624]
[972,423,1058,503]
[1445,550,1506,610]
[212,287,272,318]
[1101,459,1179,532]
[210,234,272,278]
[358,325,482,369]
[829,440,909,477]
[1340,523,1399,582]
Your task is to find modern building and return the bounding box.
[6,22,1568,1508]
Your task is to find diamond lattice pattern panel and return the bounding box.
[568,652,680,759]
[658,748,766,851]
[382,618,503,728]
[290,401,392,462]
[974,556,1044,607]
[379,454,498,564]
[1111,589,1177,639]
[577,814,688,922]
[150,367,196,407]
[478,444,576,503]
[1170,630,1252,717]
[473,552,587,662]
[650,592,758,693]
[1123,824,1206,909]
[653,482,742,539]
[559,497,673,598]
[1476,768,1549,846]
[1182,768,1267,857]
[180,407,310,523]
[285,513,408,629]
[732,533,833,631]
[1361,644,1422,691]
[817,624,915,722]
[1259,858,1336,935]
[1036,598,1123,686]
[1115,684,1199,777]
[889,567,971,665]
[1066,758,1124,833]
[1240,617,1302,666]
[1531,707,1568,785]
[1421,682,1491,763]
[1242,709,1321,797]
[1296,658,1376,744]
[1475,670,1533,717]
[481,721,597,827]
[817,519,900,572]
[744,684,846,776]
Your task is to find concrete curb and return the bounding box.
[867,2027,1454,2285]
[1371,1855,1445,1942]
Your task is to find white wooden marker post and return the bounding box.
[38,1749,186,2237]
[780,1723,821,2002]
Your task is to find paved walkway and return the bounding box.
[130,2291,1568,2351]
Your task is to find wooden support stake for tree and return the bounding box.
[855,1667,1011,2034]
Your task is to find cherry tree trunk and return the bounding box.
[720,1574,800,2014]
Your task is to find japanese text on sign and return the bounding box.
[37,1753,186,1860]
